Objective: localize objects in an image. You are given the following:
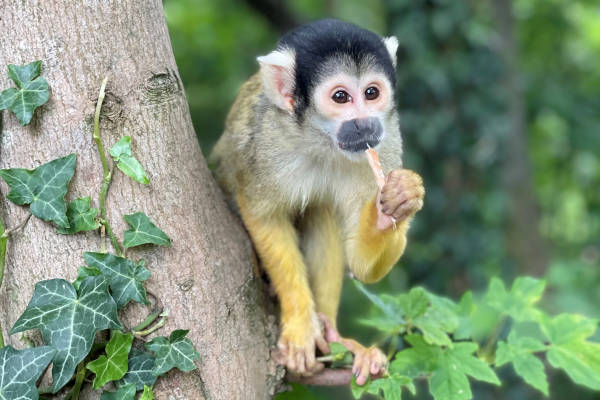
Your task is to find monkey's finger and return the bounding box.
[392,198,423,221]
[356,357,371,386]
[315,335,330,354]
[294,351,306,375]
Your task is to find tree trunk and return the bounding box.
[492,0,550,276]
[0,1,281,398]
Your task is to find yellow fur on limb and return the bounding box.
[346,197,409,283]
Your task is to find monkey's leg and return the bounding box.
[237,194,329,375]
[299,205,345,326]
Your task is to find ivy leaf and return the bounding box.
[56,197,100,234]
[122,212,171,248]
[109,136,149,184]
[0,61,50,125]
[140,386,154,400]
[72,265,101,292]
[542,314,600,390]
[0,154,76,228]
[100,383,136,400]
[484,277,545,322]
[10,276,122,392]
[0,345,56,400]
[83,252,151,308]
[496,332,548,395]
[145,330,200,376]
[119,349,157,390]
[87,330,134,389]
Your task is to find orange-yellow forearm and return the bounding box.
[347,197,409,283]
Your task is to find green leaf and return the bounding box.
[484,277,545,322]
[8,61,42,87]
[83,252,151,308]
[109,136,149,184]
[0,154,76,228]
[454,291,474,340]
[328,342,353,368]
[367,374,413,400]
[145,330,199,376]
[140,386,154,400]
[353,280,405,325]
[0,345,55,400]
[122,212,171,248]
[390,335,441,378]
[119,349,157,390]
[56,197,100,234]
[10,276,122,392]
[495,333,549,396]
[87,330,134,389]
[397,287,429,319]
[100,383,136,400]
[542,314,600,390]
[73,265,101,292]
[413,293,459,347]
[0,61,50,125]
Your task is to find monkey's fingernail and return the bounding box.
[354,368,361,378]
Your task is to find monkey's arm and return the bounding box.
[346,169,424,283]
[346,197,409,283]
[237,193,328,374]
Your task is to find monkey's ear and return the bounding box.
[257,49,296,112]
[383,36,399,67]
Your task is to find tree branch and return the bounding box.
[287,368,352,386]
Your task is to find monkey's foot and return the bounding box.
[319,313,388,386]
[276,314,330,376]
[377,169,424,230]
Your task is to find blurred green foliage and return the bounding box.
[164,0,600,398]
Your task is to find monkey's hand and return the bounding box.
[377,169,424,230]
[277,312,330,376]
[319,314,387,386]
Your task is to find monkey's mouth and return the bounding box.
[338,137,381,152]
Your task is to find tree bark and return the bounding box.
[0,1,282,398]
[492,0,550,276]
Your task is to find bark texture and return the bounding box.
[0,1,281,398]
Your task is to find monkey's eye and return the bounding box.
[365,87,380,100]
[332,90,351,104]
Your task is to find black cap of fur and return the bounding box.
[278,19,396,120]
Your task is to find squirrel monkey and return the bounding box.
[211,19,424,385]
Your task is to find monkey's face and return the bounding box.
[310,71,395,155]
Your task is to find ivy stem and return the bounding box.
[0,212,32,239]
[93,77,123,256]
[481,315,507,361]
[93,77,110,178]
[132,310,162,332]
[65,360,87,400]
[133,310,169,338]
[0,215,6,349]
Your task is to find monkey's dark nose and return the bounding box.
[338,117,383,152]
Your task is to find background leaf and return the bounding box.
[0,346,55,400]
[122,212,171,248]
[0,154,76,228]
[119,349,157,390]
[87,330,134,389]
[145,329,199,376]
[100,383,136,400]
[109,136,149,184]
[10,277,121,392]
[83,252,151,308]
[56,196,100,234]
[0,61,50,125]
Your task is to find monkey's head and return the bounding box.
[257,19,399,158]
